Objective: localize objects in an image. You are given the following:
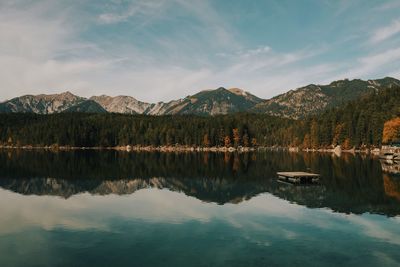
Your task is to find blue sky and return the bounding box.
[1,0,400,102]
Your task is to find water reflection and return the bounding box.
[1,150,400,267]
[381,159,400,175]
[0,150,399,216]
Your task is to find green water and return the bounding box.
[0,150,400,267]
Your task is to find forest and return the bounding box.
[0,86,399,149]
[301,86,400,148]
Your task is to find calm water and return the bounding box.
[0,150,400,267]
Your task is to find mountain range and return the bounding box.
[1,77,399,119]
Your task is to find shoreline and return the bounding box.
[0,145,256,153]
[0,144,384,154]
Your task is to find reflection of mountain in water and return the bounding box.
[1,150,400,216]
[0,177,268,205]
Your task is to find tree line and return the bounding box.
[0,86,399,148]
[299,86,400,148]
[0,113,295,147]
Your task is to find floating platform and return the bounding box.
[277,172,320,184]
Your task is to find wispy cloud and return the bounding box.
[217,46,271,59]
[370,20,400,44]
[0,1,400,102]
[97,0,166,24]
[337,47,400,79]
[376,1,400,11]
[0,1,116,99]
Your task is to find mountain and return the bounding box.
[0,91,85,114]
[252,77,400,119]
[1,77,399,117]
[90,87,262,116]
[63,100,107,113]
[90,95,152,114]
[154,87,263,116]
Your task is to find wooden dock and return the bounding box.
[277,172,320,184]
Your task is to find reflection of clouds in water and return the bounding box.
[1,187,400,248]
[0,190,109,234]
[373,251,399,266]
[0,188,218,234]
[0,188,306,234]
[344,214,400,246]
[317,207,400,245]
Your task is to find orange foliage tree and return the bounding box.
[232,128,240,147]
[251,137,257,147]
[332,123,344,146]
[342,138,352,150]
[303,134,311,148]
[382,117,400,144]
[224,136,231,147]
[203,134,210,147]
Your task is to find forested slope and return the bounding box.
[0,86,399,149]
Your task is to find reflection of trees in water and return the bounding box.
[380,159,400,175]
[1,150,400,216]
[383,174,400,201]
[0,150,302,180]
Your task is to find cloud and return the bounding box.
[376,1,400,11]
[345,214,400,246]
[0,0,243,102]
[217,46,271,59]
[370,20,400,44]
[0,1,124,100]
[337,47,400,79]
[0,187,307,235]
[1,0,400,103]
[97,0,166,24]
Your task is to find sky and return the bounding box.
[1,0,400,102]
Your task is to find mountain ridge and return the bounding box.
[252,77,400,118]
[1,77,399,118]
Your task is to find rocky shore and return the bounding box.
[0,144,256,153]
[0,144,392,155]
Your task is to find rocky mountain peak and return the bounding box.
[228,88,247,96]
[252,77,400,119]
[1,76,399,117]
[90,95,151,114]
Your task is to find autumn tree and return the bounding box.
[303,134,311,148]
[224,136,231,147]
[203,133,210,147]
[251,137,257,147]
[342,138,352,150]
[310,120,319,148]
[332,123,344,146]
[382,117,400,144]
[232,128,240,147]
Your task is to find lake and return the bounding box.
[0,150,400,267]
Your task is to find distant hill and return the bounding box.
[156,87,263,115]
[90,87,262,116]
[252,77,400,119]
[0,91,85,114]
[90,95,152,114]
[1,77,399,118]
[63,100,107,113]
